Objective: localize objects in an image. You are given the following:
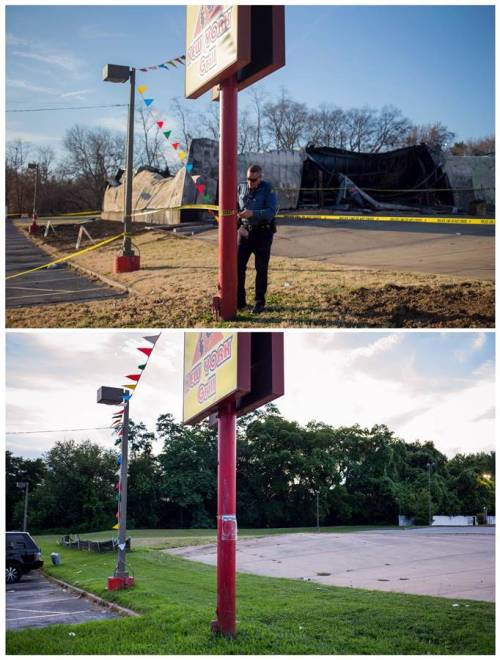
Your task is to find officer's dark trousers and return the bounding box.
[237,226,273,307]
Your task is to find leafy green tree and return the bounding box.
[6,451,46,530]
[28,440,117,533]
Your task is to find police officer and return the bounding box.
[237,164,277,314]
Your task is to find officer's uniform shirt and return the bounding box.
[238,180,277,228]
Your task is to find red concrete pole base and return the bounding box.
[107,576,135,591]
[113,255,140,273]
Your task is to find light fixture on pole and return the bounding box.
[16,481,29,532]
[102,64,140,274]
[97,385,134,591]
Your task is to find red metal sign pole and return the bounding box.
[212,397,237,637]
[217,75,238,321]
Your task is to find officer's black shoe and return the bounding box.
[237,303,248,311]
[251,302,265,314]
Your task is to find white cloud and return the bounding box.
[472,332,487,351]
[59,89,93,101]
[7,78,57,95]
[11,49,83,73]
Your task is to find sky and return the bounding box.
[6,330,495,461]
[5,3,495,162]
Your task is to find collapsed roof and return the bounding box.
[300,144,454,211]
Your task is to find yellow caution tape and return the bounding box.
[276,213,495,226]
[6,233,124,280]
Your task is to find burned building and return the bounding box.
[101,138,494,223]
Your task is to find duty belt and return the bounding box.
[241,220,272,231]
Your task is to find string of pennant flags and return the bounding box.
[111,333,161,530]
[136,83,211,204]
[137,54,185,72]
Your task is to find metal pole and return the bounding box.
[116,399,130,577]
[32,165,38,217]
[213,398,237,637]
[316,492,320,532]
[217,75,238,321]
[123,68,135,257]
[23,483,29,532]
[427,463,432,526]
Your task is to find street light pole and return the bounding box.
[123,67,135,259]
[16,481,29,531]
[32,164,38,218]
[116,399,130,578]
[316,492,320,532]
[102,63,140,273]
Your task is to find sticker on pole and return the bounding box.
[221,514,238,541]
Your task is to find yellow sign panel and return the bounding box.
[185,5,248,99]
[183,332,239,423]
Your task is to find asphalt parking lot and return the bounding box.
[5,219,124,308]
[197,218,495,280]
[168,526,495,602]
[6,571,118,630]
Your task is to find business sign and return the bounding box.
[183,332,251,424]
[185,5,251,99]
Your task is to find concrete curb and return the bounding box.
[43,572,141,618]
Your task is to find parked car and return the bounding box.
[6,531,43,583]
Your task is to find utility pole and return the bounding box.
[16,481,29,531]
[427,462,433,526]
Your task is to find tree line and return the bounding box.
[6,89,494,215]
[6,406,495,533]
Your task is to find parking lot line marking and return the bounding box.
[13,597,78,606]
[7,610,90,621]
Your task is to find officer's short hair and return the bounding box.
[247,164,262,175]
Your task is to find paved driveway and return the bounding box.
[167,527,495,602]
[5,219,124,308]
[6,571,118,630]
[196,218,495,280]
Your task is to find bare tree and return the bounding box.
[369,106,413,152]
[403,122,455,150]
[62,125,125,209]
[249,86,268,152]
[136,107,169,170]
[344,107,376,152]
[306,105,348,148]
[6,139,32,213]
[171,97,194,148]
[263,89,309,151]
[196,101,220,140]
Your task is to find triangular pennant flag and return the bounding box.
[115,482,120,491]
[197,183,206,193]
[156,120,164,129]
[140,68,148,73]
[138,363,147,370]
[138,347,153,356]
[122,393,132,401]
[113,407,125,414]
[168,60,176,67]
[112,523,120,530]
[117,455,122,465]
[116,511,120,519]
[138,85,148,95]
[126,374,141,381]
[159,63,169,70]
[143,98,154,107]
[180,55,186,61]
[175,57,184,64]
[148,66,158,70]
[171,142,179,150]
[178,150,186,160]
[143,335,160,345]
[115,493,121,502]
[123,383,137,390]
[163,130,171,139]
[118,543,126,551]
[114,438,122,446]
[186,163,193,173]
[203,193,211,202]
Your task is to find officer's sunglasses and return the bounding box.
[247,175,261,182]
